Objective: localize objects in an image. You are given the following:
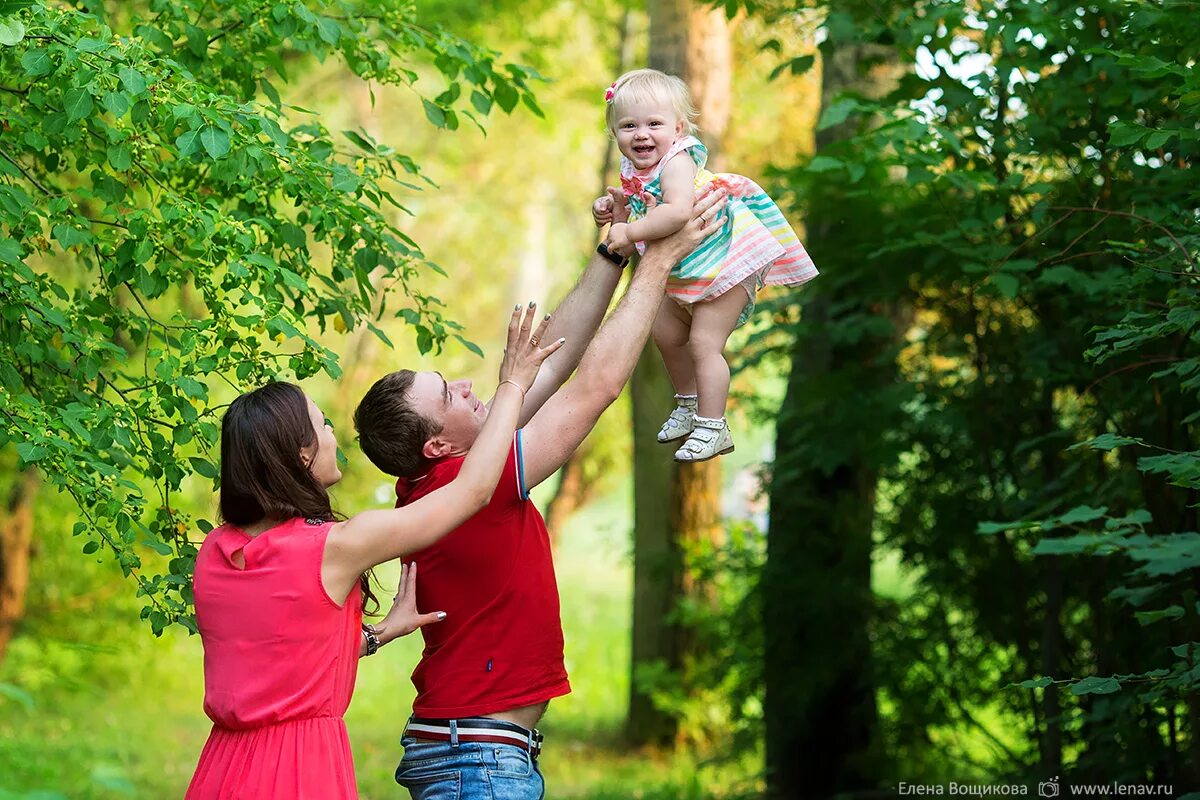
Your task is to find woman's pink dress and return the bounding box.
[185,517,362,799]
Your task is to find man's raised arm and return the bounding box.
[515,249,624,425]
[518,187,728,489]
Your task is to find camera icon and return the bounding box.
[1038,778,1060,798]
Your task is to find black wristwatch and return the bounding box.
[597,241,629,269]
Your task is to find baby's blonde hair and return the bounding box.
[605,68,698,136]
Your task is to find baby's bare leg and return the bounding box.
[687,288,748,418]
[651,297,695,395]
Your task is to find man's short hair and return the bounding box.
[354,370,442,478]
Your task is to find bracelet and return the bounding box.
[361,623,380,656]
[499,379,527,398]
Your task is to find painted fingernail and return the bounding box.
[436,612,447,620]
[528,300,535,308]
[544,314,551,321]
[558,337,565,343]
[514,304,521,311]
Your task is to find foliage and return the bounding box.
[636,520,766,759]
[0,0,540,634]
[752,0,1198,783]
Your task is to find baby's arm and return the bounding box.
[609,155,697,249]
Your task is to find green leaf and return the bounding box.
[75,37,107,53]
[493,82,519,113]
[331,168,360,193]
[118,66,147,95]
[146,539,174,556]
[990,273,1019,299]
[1143,130,1171,150]
[1108,122,1145,147]
[176,376,207,400]
[343,130,376,153]
[976,519,1038,535]
[1013,676,1053,689]
[1069,434,1141,451]
[1032,533,1118,556]
[807,155,843,173]
[1134,606,1183,626]
[16,441,47,463]
[20,48,50,76]
[52,223,91,248]
[102,91,130,117]
[1056,505,1108,526]
[63,87,93,122]
[416,326,434,354]
[82,540,100,555]
[315,16,340,44]
[0,18,25,47]
[107,143,132,171]
[200,126,231,159]
[176,129,201,157]
[770,54,815,82]
[817,98,857,131]
[422,100,446,128]
[189,457,218,480]
[470,90,492,115]
[0,1,38,14]
[454,334,484,358]
[0,237,24,265]
[1069,676,1121,696]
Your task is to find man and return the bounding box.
[353,186,727,799]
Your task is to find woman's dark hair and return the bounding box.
[219,382,379,613]
[354,370,441,478]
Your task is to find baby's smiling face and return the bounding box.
[612,95,685,171]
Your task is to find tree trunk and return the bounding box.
[0,468,38,666]
[764,41,902,799]
[627,0,731,746]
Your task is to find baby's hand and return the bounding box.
[607,187,630,224]
[591,194,614,228]
[608,222,633,252]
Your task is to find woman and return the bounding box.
[184,305,561,799]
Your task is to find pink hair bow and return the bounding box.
[604,81,616,104]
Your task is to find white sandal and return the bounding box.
[657,394,697,444]
[673,416,734,462]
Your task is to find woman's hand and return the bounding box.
[498,303,565,394]
[375,562,444,643]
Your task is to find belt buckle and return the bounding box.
[529,727,543,760]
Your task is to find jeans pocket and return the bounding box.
[486,753,544,800]
[487,744,533,778]
[395,765,462,800]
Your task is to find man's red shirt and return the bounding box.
[395,432,571,717]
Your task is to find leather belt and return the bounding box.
[403,716,544,760]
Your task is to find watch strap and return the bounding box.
[596,241,629,268]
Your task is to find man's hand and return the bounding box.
[644,185,728,266]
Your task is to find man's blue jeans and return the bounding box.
[395,738,545,800]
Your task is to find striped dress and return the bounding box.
[622,136,818,314]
